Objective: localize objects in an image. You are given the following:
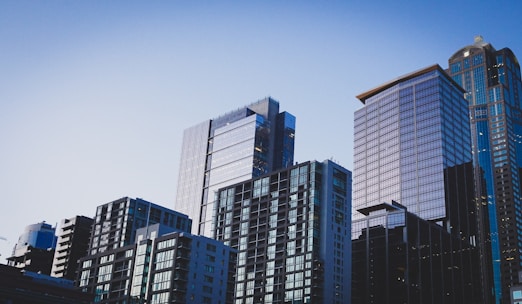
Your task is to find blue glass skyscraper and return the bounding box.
[7,222,57,274]
[448,36,522,304]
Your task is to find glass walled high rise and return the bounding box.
[175,97,295,236]
[448,36,522,304]
[353,65,476,240]
[352,64,482,303]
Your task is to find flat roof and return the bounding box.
[356,64,465,104]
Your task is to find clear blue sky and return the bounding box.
[1,0,521,261]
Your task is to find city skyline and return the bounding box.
[2,1,522,262]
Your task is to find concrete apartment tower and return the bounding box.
[214,160,352,304]
[78,223,237,304]
[51,216,93,280]
[88,197,192,255]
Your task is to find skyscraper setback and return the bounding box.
[175,97,295,236]
[352,64,481,303]
[447,36,522,304]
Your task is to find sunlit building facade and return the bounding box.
[214,160,351,304]
[448,36,522,304]
[175,97,295,236]
[353,65,482,302]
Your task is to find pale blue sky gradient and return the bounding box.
[1,1,521,261]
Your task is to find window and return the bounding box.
[204,265,214,273]
[203,285,213,293]
[151,292,169,304]
[155,250,174,270]
[152,271,172,291]
[206,243,216,252]
[97,265,112,283]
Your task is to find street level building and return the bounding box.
[175,97,295,236]
[214,160,351,304]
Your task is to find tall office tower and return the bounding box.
[214,160,351,304]
[352,201,481,304]
[88,197,192,255]
[7,222,57,274]
[51,216,93,280]
[175,97,295,236]
[78,223,237,304]
[447,36,522,304]
[353,65,482,302]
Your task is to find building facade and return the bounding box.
[214,160,351,304]
[352,202,481,304]
[175,97,295,236]
[88,197,192,255]
[7,222,57,274]
[447,36,522,304]
[51,215,93,280]
[78,224,237,304]
[353,65,482,302]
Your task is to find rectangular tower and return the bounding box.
[214,160,351,304]
[448,36,522,304]
[353,64,476,240]
[51,216,93,280]
[175,97,295,236]
[353,64,482,302]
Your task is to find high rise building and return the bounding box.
[447,36,522,304]
[88,197,192,255]
[51,216,93,280]
[175,97,295,236]
[352,65,482,302]
[7,222,57,274]
[353,64,477,239]
[78,223,237,304]
[214,160,351,304]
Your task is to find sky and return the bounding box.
[1,0,521,262]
